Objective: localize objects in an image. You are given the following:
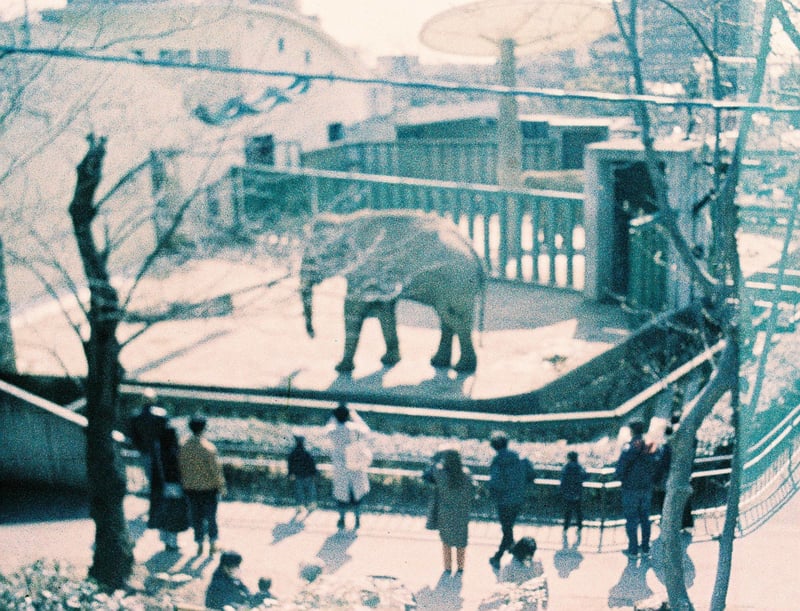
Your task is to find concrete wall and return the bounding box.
[0,380,88,491]
[583,138,705,306]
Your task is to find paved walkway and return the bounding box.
[2,487,798,610]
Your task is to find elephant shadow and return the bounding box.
[327,365,473,400]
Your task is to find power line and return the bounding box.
[3,44,800,114]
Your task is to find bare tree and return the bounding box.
[67,134,133,589]
[611,1,795,609]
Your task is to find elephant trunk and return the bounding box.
[300,281,315,338]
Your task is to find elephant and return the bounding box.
[300,209,486,373]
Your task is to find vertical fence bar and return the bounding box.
[530,194,541,284]
[565,200,576,289]
[545,197,557,285]
[484,194,494,275]
[498,193,509,279]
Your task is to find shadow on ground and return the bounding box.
[0,486,88,524]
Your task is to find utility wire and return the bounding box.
[3,44,800,114]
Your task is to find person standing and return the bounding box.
[615,419,658,558]
[179,414,227,556]
[287,434,318,514]
[424,447,475,575]
[559,450,588,537]
[148,419,189,551]
[128,388,167,490]
[487,431,536,570]
[655,425,695,531]
[325,403,372,530]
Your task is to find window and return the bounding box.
[159,49,191,64]
[197,49,230,67]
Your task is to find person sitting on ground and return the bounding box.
[205,550,274,610]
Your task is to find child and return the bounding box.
[287,434,318,513]
[559,451,588,535]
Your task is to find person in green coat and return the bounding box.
[424,446,475,575]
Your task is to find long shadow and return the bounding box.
[414,571,464,610]
[649,532,696,589]
[271,510,307,544]
[142,549,214,596]
[316,529,357,574]
[0,486,88,524]
[553,533,584,578]
[608,557,654,608]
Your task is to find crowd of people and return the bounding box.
[127,390,688,610]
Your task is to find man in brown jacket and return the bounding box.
[179,414,226,556]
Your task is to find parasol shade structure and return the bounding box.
[419,0,616,59]
[420,0,616,267]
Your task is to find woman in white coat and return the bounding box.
[326,403,372,530]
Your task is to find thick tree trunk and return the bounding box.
[69,135,133,590]
[0,236,16,373]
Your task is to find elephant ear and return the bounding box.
[303,215,352,278]
[340,227,406,301]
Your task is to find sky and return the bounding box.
[0,0,483,65]
[298,0,490,65]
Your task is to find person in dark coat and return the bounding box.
[148,419,189,551]
[128,388,167,490]
[615,419,658,558]
[560,451,588,535]
[205,550,273,610]
[424,446,475,574]
[287,434,318,513]
[487,431,535,570]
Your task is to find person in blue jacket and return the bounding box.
[487,431,536,570]
[615,419,658,558]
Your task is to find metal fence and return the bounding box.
[231,164,585,289]
[299,139,561,184]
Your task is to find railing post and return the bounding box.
[309,175,319,216]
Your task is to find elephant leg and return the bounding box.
[336,299,365,372]
[431,322,454,368]
[377,301,401,366]
[454,327,477,373]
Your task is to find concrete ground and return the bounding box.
[1,486,799,610]
[11,256,634,403]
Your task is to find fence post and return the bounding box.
[309,175,319,216]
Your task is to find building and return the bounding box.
[1,0,374,303]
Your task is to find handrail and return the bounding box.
[238,163,585,202]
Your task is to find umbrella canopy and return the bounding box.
[420,0,616,57]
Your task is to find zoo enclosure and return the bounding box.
[224,164,586,290]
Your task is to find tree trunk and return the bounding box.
[69,135,133,590]
[0,236,16,374]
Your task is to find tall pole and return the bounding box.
[497,38,523,269]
